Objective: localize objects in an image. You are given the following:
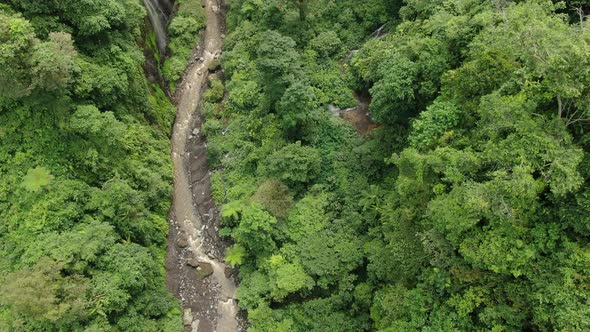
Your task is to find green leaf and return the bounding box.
[22,166,54,192]
[226,244,246,267]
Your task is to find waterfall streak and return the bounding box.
[143,0,169,53]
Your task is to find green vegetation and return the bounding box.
[0,1,180,331]
[162,0,205,91]
[205,0,590,330]
[4,0,590,331]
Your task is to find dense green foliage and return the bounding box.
[162,0,205,91]
[4,0,590,330]
[205,0,590,330]
[0,1,181,330]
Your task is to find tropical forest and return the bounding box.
[1,0,590,331]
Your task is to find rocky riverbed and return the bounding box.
[163,1,243,331]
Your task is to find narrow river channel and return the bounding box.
[144,0,240,331]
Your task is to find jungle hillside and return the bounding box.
[1,0,590,331]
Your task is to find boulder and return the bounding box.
[176,231,189,248]
[186,258,214,279]
[186,257,200,267]
[224,266,233,278]
[196,262,214,280]
[183,309,193,326]
[208,59,221,72]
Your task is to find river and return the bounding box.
[143,0,240,331]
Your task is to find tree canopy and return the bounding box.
[206,0,590,330]
[0,1,180,330]
[4,0,590,330]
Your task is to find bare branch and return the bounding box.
[566,117,590,127]
[565,107,580,125]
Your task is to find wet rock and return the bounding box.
[186,257,200,267]
[208,72,222,83]
[196,262,214,279]
[208,59,221,72]
[224,267,233,278]
[186,257,214,279]
[206,251,217,260]
[176,231,189,248]
[183,309,193,326]
[191,319,200,332]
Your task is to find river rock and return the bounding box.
[191,319,200,332]
[186,257,200,267]
[224,266,233,278]
[208,72,222,82]
[176,231,189,248]
[183,309,193,326]
[208,59,221,72]
[186,258,214,279]
[196,262,214,279]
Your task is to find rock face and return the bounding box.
[143,0,171,54]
